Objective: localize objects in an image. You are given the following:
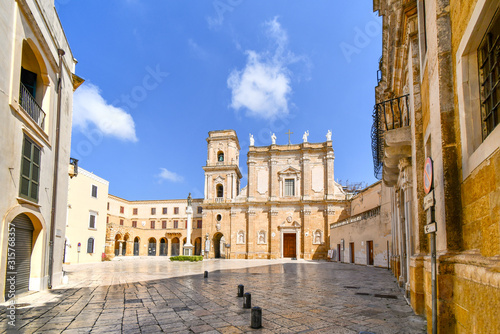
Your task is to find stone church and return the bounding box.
[202,130,348,260]
[103,129,349,260]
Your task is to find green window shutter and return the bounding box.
[19,136,41,202]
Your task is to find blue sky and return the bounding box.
[57,1,382,200]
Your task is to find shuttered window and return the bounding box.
[120,206,124,214]
[19,136,41,202]
[198,207,202,214]
[174,207,179,214]
[132,221,137,228]
[151,208,156,215]
[87,238,94,253]
[197,220,202,228]
[174,220,178,228]
[285,179,295,196]
[162,207,168,214]
[162,220,167,229]
[133,208,138,215]
[151,221,155,229]
[120,219,124,226]
[91,185,98,198]
[89,213,96,229]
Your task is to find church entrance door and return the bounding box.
[214,233,225,259]
[283,233,296,258]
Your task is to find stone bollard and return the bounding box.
[238,285,244,297]
[251,306,262,329]
[204,271,208,278]
[243,293,251,309]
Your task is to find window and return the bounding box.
[197,220,202,229]
[198,207,202,214]
[217,151,224,162]
[174,220,178,228]
[478,12,500,139]
[89,213,96,229]
[185,221,188,229]
[120,219,124,226]
[216,184,224,198]
[91,185,98,198]
[457,1,500,178]
[19,135,41,202]
[107,202,110,210]
[120,206,124,214]
[132,220,137,228]
[162,220,167,229]
[174,207,179,214]
[151,221,155,229]
[284,179,295,196]
[162,207,168,214]
[106,216,109,224]
[87,238,95,253]
[216,214,222,221]
[151,208,156,215]
[133,208,138,215]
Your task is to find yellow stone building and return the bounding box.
[373,0,500,332]
[0,0,81,302]
[65,168,109,264]
[104,129,350,260]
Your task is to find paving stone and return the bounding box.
[0,259,426,333]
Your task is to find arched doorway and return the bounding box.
[171,237,180,256]
[213,233,225,259]
[159,238,168,256]
[114,234,122,256]
[123,234,129,256]
[194,237,202,255]
[4,214,34,300]
[148,238,157,256]
[133,237,140,256]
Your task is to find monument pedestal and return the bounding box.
[183,245,194,256]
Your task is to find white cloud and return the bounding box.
[73,83,138,142]
[188,39,208,59]
[157,168,184,183]
[228,17,303,120]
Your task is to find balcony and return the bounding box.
[19,83,46,129]
[69,158,79,178]
[372,94,412,186]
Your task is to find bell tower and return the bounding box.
[203,130,242,202]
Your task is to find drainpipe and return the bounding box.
[48,48,65,289]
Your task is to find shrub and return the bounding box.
[169,255,203,262]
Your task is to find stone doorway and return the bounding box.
[213,233,225,259]
[283,233,296,258]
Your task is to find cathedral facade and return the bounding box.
[103,129,350,260]
[202,130,348,260]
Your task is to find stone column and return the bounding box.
[325,149,335,200]
[247,161,256,201]
[118,242,123,256]
[301,156,311,200]
[183,205,194,255]
[302,207,311,259]
[246,208,256,259]
[268,159,278,201]
[269,208,279,258]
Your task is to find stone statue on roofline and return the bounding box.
[249,134,254,146]
[187,193,192,207]
[271,133,276,145]
[326,130,332,141]
[303,130,309,143]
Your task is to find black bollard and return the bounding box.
[243,293,251,309]
[204,271,208,278]
[237,285,244,297]
[251,306,262,329]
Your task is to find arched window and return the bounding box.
[87,237,95,253]
[217,151,224,162]
[216,184,224,198]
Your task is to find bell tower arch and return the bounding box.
[203,130,242,202]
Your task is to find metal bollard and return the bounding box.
[238,284,244,297]
[251,306,262,329]
[243,293,251,309]
[204,271,208,278]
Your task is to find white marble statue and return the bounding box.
[249,134,254,146]
[271,133,276,145]
[326,130,332,141]
[303,130,309,143]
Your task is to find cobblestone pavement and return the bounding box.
[1,258,426,333]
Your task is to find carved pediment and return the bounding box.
[278,166,301,175]
[213,175,225,184]
[278,219,301,229]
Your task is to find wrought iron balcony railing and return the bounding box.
[371,94,410,180]
[69,158,79,178]
[375,94,410,131]
[19,83,46,129]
